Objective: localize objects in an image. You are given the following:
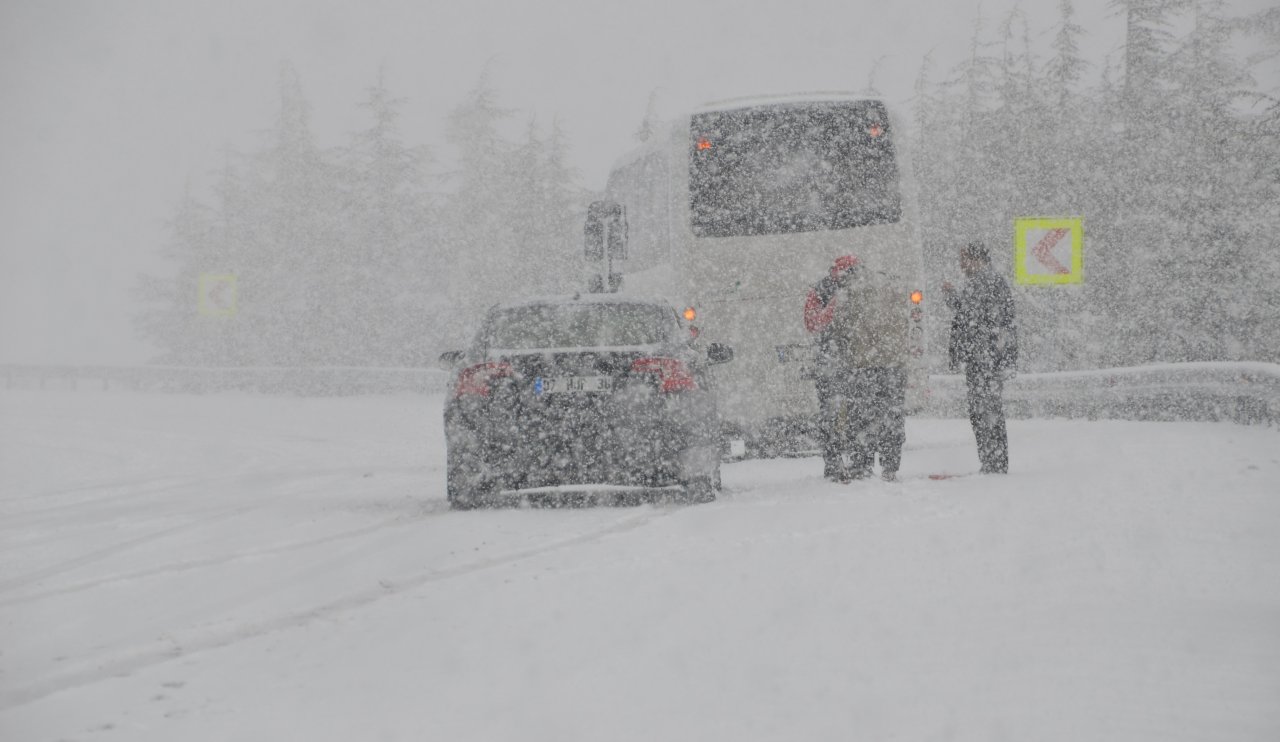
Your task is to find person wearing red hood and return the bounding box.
[805,255,910,482]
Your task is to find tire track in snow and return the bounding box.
[3,474,197,504]
[0,468,431,593]
[0,506,670,711]
[0,501,452,607]
[0,504,262,594]
[1,465,426,524]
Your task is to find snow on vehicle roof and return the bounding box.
[489,293,679,312]
[694,91,880,113]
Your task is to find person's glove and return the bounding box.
[815,275,839,304]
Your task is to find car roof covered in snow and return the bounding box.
[694,91,880,113]
[488,294,680,313]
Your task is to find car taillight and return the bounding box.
[454,361,514,398]
[631,357,697,393]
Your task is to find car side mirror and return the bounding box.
[707,343,734,365]
[437,350,466,370]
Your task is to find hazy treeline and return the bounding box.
[135,67,584,367]
[138,0,1279,370]
[914,0,1280,370]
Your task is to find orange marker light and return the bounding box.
[910,290,923,304]
[683,306,697,322]
[696,138,712,151]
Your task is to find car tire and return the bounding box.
[446,445,491,510]
[679,467,719,505]
[446,473,480,510]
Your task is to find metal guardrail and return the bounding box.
[3,361,1277,427]
[924,362,1280,427]
[0,364,450,396]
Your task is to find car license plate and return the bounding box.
[535,375,613,395]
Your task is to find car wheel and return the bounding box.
[446,472,480,510]
[446,445,492,510]
[679,467,719,505]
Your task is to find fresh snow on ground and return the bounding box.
[1,389,1278,741]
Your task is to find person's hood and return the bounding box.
[829,255,859,278]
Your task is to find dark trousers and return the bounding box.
[818,368,907,477]
[965,367,1008,473]
[817,377,846,478]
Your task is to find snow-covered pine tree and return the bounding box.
[536,118,585,295]
[134,182,221,365]
[438,69,519,348]
[341,70,440,365]
[1046,0,1089,109]
[1158,0,1279,361]
[634,90,661,143]
[241,62,348,367]
[1106,0,1187,364]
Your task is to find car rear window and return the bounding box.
[485,303,673,350]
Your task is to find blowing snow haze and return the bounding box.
[0,0,1276,367]
[2,3,1280,739]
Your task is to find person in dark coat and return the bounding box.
[805,255,910,482]
[942,241,1018,474]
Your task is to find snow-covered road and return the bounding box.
[2,390,1278,741]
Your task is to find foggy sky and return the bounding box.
[0,0,1271,365]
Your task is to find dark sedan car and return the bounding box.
[440,295,733,509]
